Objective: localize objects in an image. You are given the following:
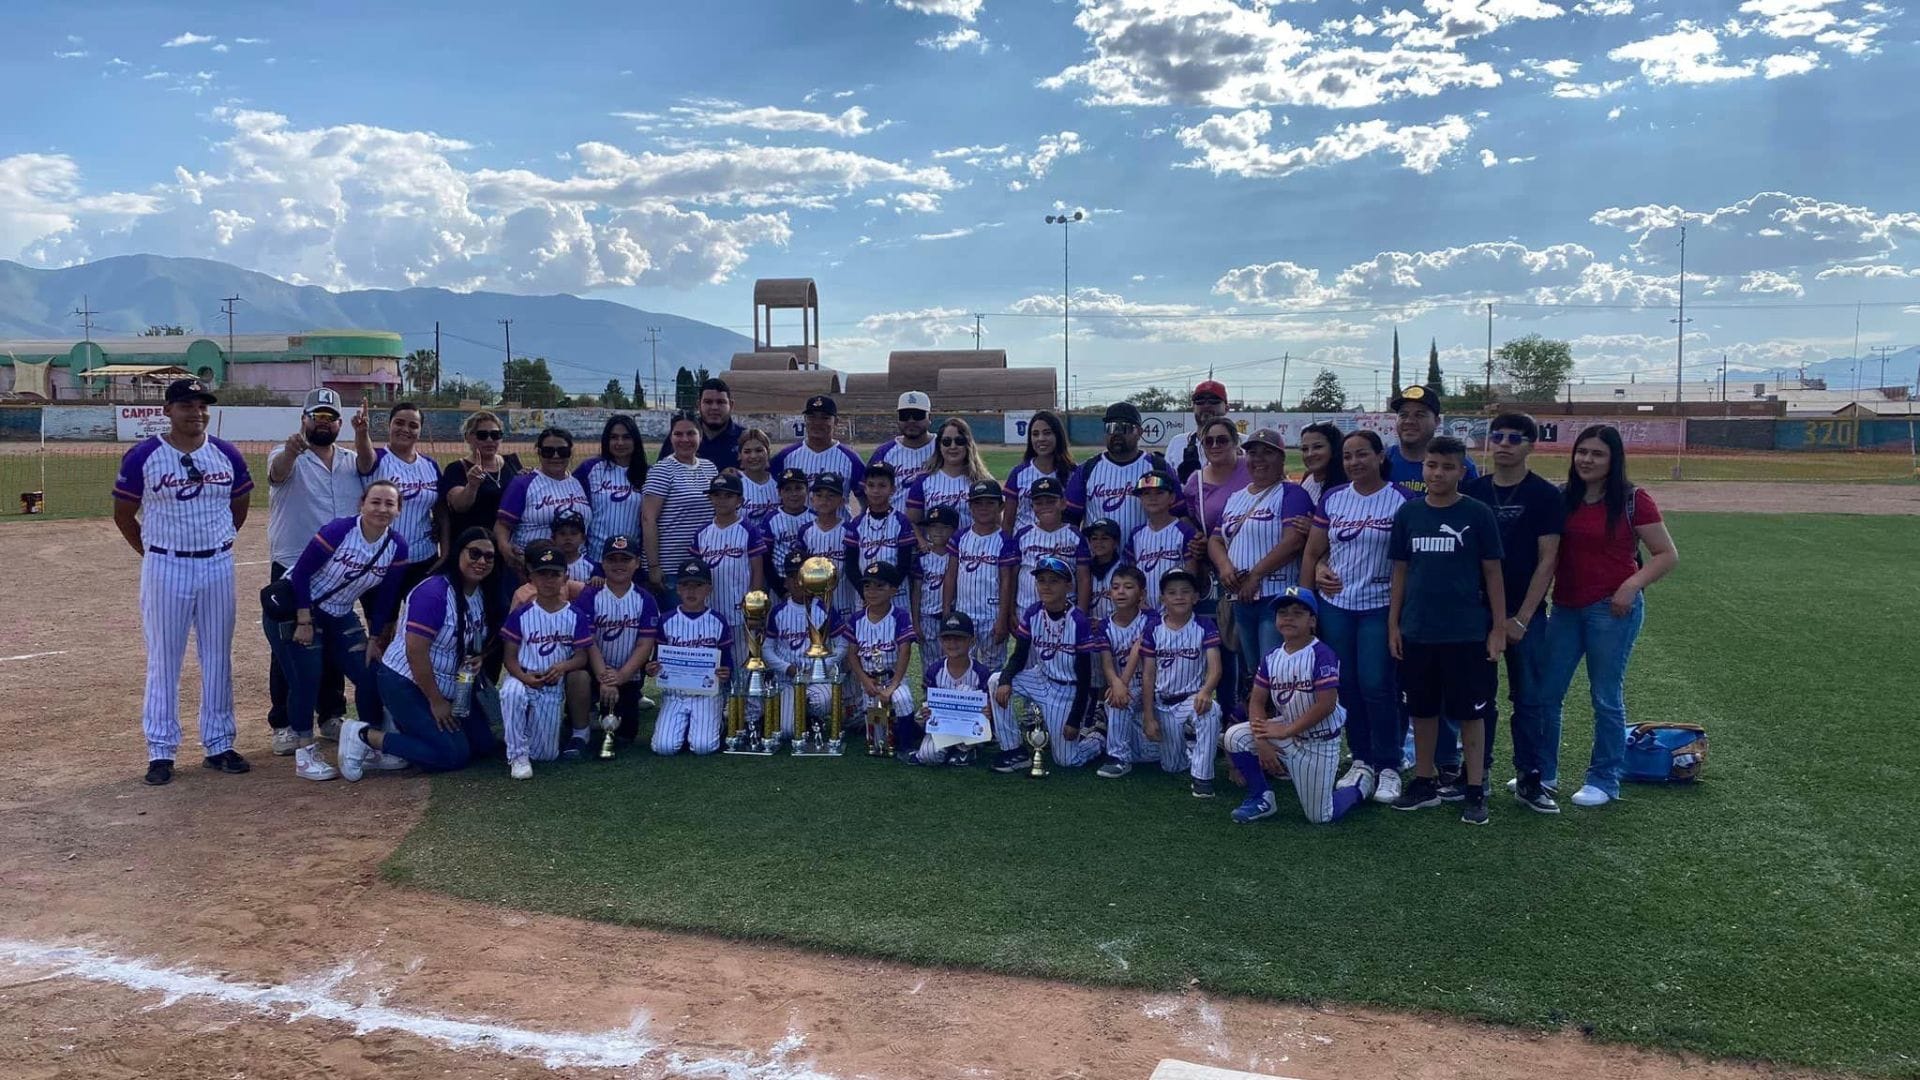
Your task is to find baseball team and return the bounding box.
[118,373,1678,826]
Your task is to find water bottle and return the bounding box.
[450,661,478,719]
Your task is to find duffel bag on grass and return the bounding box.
[1623,722,1707,782]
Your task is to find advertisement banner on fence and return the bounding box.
[1133,412,1402,450]
[1003,410,1036,446]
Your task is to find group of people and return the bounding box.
[119,373,1676,827]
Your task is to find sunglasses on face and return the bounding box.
[463,548,496,562]
[898,411,927,422]
[1105,422,1139,435]
[1488,432,1532,446]
[1201,435,1235,448]
[179,454,204,483]
[472,429,503,441]
[939,435,969,447]
[1192,396,1224,406]
[538,445,572,459]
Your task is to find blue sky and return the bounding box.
[5,0,1918,404]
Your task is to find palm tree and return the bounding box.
[404,348,439,394]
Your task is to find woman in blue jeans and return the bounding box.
[1205,427,1313,704]
[336,527,505,780]
[1300,430,1414,804]
[271,480,411,780]
[1538,425,1678,808]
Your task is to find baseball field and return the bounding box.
[0,451,1916,1079]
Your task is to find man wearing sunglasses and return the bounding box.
[1065,401,1180,543]
[654,377,746,473]
[113,378,255,786]
[264,388,364,751]
[867,390,936,492]
[1167,379,1230,484]
[1464,412,1566,813]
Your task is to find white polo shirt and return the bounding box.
[266,445,363,566]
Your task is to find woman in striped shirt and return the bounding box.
[643,412,719,596]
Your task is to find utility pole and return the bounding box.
[1670,224,1690,480]
[973,313,982,350]
[1871,343,1897,396]
[218,294,241,360]
[645,326,662,411]
[1484,301,1494,409]
[498,318,514,401]
[72,294,97,343]
[1278,352,1291,407]
[434,321,442,394]
[1044,210,1083,411]
[1851,302,1862,395]
[1721,352,1729,417]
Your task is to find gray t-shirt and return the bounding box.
[266,445,362,566]
[1387,495,1504,644]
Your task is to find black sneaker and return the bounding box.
[1516,772,1560,814]
[1461,790,1490,826]
[143,759,174,786]
[1190,778,1215,799]
[1392,775,1442,811]
[1437,781,1466,803]
[561,736,586,761]
[990,749,1029,773]
[1437,765,1462,788]
[201,749,250,774]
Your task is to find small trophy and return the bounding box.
[791,558,844,757]
[596,695,618,760]
[865,698,891,757]
[725,590,778,755]
[1023,700,1050,779]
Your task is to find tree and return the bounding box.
[600,379,632,409]
[502,357,566,408]
[1497,334,1575,402]
[674,366,696,410]
[1297,369,1348,411]
[403,348,439,394]
[1124,386,1184,411]
[424,377,495,406]
[1390,326,1402,392]
[141,324,188,336]
[1426,338,1443,389]
[632,370,647,409]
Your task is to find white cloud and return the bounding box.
[1740,269,1805,295]
[1212,260,1333,305]
[1480,148,1500,167]
[0,154,163,264]
[1592,190,1920,274]
[1012,286,1374,344]
[1607,105,1625,119]
[1041,0,1504,111]
[914,221,1003,241]
[1761,49,1822,76]
[1422,0,1566,40]
[234,37,268,45]
[1176,110,1472,179]
[667,101,885,137]
[889,0,983,17]
[1608,23,1757,83]
[1738,0,1842,38]
[1025,131,1084,179]
[1574,0,1633,13]
[1550,78,1628,98]
[161,32,216,47]
[53,49,89,59]
[1526,57,1583,78]
[1814,262,1920,279]
[920,27,986,50]
[932,143,1010,161]
[212,43,230,53]
[893,191,943,213]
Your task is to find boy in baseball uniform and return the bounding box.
[763,550,842,741]
[916,611,995,766]
[1127,471,1201,611]
[1227,587,1373,824]
[839,561,919,758]
[799,474,859,616]
[1083,518,1128,624]
[761,467,814,596]
[1140,570,1223,798]
[989,555,1105,771]
[648,557,734,756]
[577,534,658,753]
[500,542,595,779]
[944,479,1018,668]
[846,462,916,612]
[1093,565,1159,778]
[912,504,958,648]
[1012,476,1092,613]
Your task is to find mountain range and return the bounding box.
[0,255,753,393]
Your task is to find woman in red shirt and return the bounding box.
[1538,425,1678,808]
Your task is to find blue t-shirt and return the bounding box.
[1462,472,1564,617]
[1387,495,1504,643]
[1384,443,1480,495]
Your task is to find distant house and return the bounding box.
[0,330,404,402]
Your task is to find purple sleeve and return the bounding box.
[834,619,854,644]
[496,472,531,524]
[1072,611,1098,652]
[747,525,769,556]
[501,603,528,642]
[638,592,661,638]
[1201,618,1223,651]
[572,609,594,647]
[1012,604,1036,641]
[572,585,601,620]
[1311,640,1341,688]
[368,545,409,632]
[1064,461,1089,512]
[923,658,942,687]
[288,517,357,608]
[1073,533,1091,565]
[1280,483,1313,524]
[999,531,1019,563]
[404,576,451,638]
[714,614,734,669]
[112,439,159,502]
[1253,652,1273,689]
[770,443,796,474]
[866,443,890,468]
[214,438,254,497]
[1087,620,1112,654]
[842,445,866,490]
[1004,463,1026,499]
[945,535,962,557]
[571,459,595,488]
[971,661,992,688]
[904,477,926,513]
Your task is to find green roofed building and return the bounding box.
[0,329,404,402]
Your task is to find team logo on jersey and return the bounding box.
[1156,645,1204,668]
[529,629,573,657]
[1332,514,1396,542]
[392,476,435,501]
[598,479,634,503]
[1223,505,1275,541]
[598,614,646,643]
[533,492,589,513]
[1135,543,1185,570]
[159,467,232,501]
[1093,483,1131,513]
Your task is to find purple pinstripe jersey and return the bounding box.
[869,438,937,492]
[1256,638,1345,738]
[1087,557,1128,623]
[948,526,1017,619]
[741,472,781,522]
[837,606,916,675]
[385,575,489,695]
[925,656,993,692]
[905,469,974,518]
[1216,481,1314,598]
[112,435,253,550]
[1127,517,1199,609]
[1014,603,1096,683]
[1013,523,1089,612]
[770,441,866,495]
[1097,609,1155,687]
[1143,615,1220,700]
[290,515,412,619]
[762,507,813,580]
[912,543,951,616]
[1314,481,1415,612]
[692,517,767,614]
[847,508,916,573]
[799,518,859,612]
[1067,452,1179,540]
[365,449,440,563]
[574,581,659,671]
[498,471,591,552]
[1004,461,1068,531]
[502,599,593,674]
[571,458,641,558]
[656,605,734,670]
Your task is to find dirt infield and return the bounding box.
[0,520,1855,1080]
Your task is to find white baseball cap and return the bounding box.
[897,391,931,413]
[304,387,343,416]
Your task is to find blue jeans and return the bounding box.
[1212,593,1239,707]
[1503,618,1554,782]
[267,608,380,736]
[1539,594,1646,797]
[374,662,500,771]
[1318,602,1403,772]
[1232,594,1279,696]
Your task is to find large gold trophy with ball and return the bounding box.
[790,556,845,756]
[723,589,779,754]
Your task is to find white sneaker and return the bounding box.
[1337,761,1372,789]
[271,728,307,756]
[335,719,369,781]
[1570,784,1613,808]
[368,750,410,772]
[1504,777,1518,793]
[294,744,339,781]
[1373,767,1403,805]
[319,716,344,741]
[1355,765,1379,802]
[509,757,533,781]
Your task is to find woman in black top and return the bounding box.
[436,409,523,627]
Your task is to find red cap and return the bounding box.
[1193,380,1227,401]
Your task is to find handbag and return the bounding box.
[261,532,395,623]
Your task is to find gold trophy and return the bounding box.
[724,590,778,755]
[791,557,844,756]
[596,695,618,760]
[865,699,891,757]
[1023,700,1050,778]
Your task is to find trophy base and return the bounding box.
[722,736,778,756]
[791,733,844,757]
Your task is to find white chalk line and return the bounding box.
[0,651,67,662]
[235,559,272,566]
[0,939,845,1076]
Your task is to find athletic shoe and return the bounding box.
[319,716,344,741]
[367,750,410,772]
[990,749,1029,774]
[1336,761,1374,790]
[1461,791,1490,826]
[143,759,174,786]
[640,694,659,710]
[202,749,251,774]
[294,744,339,782]
[1354,766,1379,802]
[1571,784,1613,808]
[1096,759,1132,779]
[1506,775,1560,795]
[1190,778,1215,799]
[1437,765,1461,788]
[1373,767,1403,805]
[894,749,919,765]
[1436,782,1465,803]
[1515,771,1560,814]
[1231,791,1278,823]
[509,757,533,781]
[271,728,306,756]
[335,719,369,782]
[561,736,586,761]
[1392,775,1442,811]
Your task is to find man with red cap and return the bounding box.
[1169,380,1229,484]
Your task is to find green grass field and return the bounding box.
[1,443,1913,523]
[384,513,1920,1075]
